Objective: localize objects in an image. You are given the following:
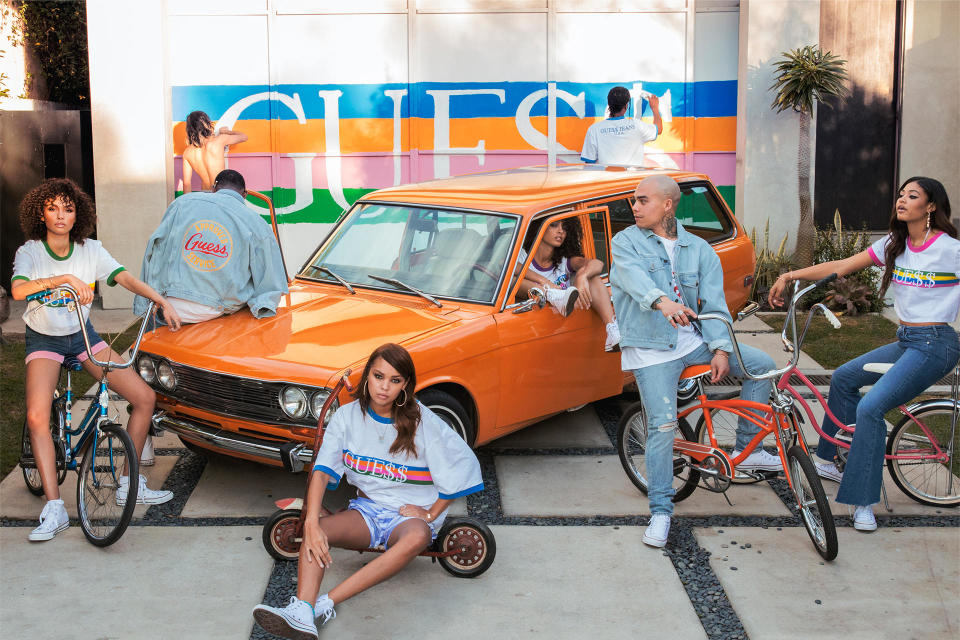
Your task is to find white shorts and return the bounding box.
[348,497,444,548]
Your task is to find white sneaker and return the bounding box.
[604,321,621,352]
[545,286,579,317]
[28,499,69,542]
[852,505,877,532]
[816,461,843,483]
[140,435,155,467]
[253,597,318,640]
[116,474,173,506]
[642,513,671,548]
[313,594,337,626]
[732,448,783,471]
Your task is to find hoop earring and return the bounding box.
[362,379,368,398]
[395,388,407,407]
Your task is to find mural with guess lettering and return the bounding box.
[168,6,739,269]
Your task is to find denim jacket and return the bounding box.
[610,222,733,353]
[133,190,288,318]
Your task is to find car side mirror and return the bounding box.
[508,287,546,314]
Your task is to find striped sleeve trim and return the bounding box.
[867,246,883,267]
[11,275,30,282]
[438,482,485,500]
[106,266,126,287]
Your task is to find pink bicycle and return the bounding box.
[699,277,960,508]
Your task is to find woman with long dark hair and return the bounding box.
[769,176,960,532]
[517,217,621,351]
[253,343,483,639]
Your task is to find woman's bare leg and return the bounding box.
[326,518,432,606]
[24,359,64,501]
[587,276,615,325]
[81,347,156,459]
[295,509,372,604]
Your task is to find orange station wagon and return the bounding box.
[139,166,755,467]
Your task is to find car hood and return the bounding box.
[141,288,461,384]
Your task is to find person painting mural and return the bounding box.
[581,86,663,167]
[181,111,248,193]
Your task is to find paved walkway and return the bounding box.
[1,315,957,639]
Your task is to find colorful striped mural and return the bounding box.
[168,7,739,268]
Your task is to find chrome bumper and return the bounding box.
[152,410,313,468]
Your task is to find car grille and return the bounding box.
[144,354,315,427]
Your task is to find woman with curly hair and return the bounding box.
[11,178,183,542]
[516,217,620,351]
[252,343,483,639]
[181,110,247,193]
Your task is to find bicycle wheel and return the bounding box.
[694,409,766,485]
[785,445,837,561]
[886,403,960,507]
[617,401,700,502]
[21,400,67,496]
[77,422,138,547]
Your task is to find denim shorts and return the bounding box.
[24,318,107,365]
[348,497,444,548]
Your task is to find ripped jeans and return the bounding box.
[631,343,775,515]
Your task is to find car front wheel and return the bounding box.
[418,389,476,447]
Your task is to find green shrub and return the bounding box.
[809,209,883,313]
[749,221,793,310]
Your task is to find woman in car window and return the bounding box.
[517,218,620,351]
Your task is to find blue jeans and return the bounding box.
[817,324,959,506]
[631,342,775,515]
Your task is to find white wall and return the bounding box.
[735,0,820,252]
[900,0,959,216]
[87,0,174,308]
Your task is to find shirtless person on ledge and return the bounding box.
[181,110,248,193]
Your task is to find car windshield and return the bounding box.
[300,204,519,304]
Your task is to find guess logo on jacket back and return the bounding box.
[181,220,233,272]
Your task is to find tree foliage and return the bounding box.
[8,0,88,104]
[770,45,849,116]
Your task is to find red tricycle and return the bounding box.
[260,370,496,578]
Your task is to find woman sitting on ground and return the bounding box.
[252,343,484,640]
[516,217,621,351]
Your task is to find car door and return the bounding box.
[492,206,622,432]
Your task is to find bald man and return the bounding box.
[609,175,777,548]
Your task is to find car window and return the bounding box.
[301,204,518,304]
[587,210,610,274]
[608,182,732,242]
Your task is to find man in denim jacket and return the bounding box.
[610,175,778,548]
[134,170,288,323]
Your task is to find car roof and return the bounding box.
[357,165,711,217]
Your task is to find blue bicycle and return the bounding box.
[19,285,154,546]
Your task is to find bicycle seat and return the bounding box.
[681,364,712,380]
[62,355,83,372]
[863,362,893,374]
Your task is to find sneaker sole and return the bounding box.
[853,522,878,532]
[642,534,668,548]
[736,463,783,471]
[604,343,621,353]
[817,471,843,483]
[28,521,69,542]
[562,289,579,317]
[253,607,318,640]
[140,458,155,467]
[116,492,174,506]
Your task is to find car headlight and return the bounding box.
[156,361,177,391]
[280,386,308,419]
[310,389,339,425]
[137,355,156,384]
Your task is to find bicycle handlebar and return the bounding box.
[27,285,155,371]
[697,273,840,382]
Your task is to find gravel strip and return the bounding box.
[141,450,207,522]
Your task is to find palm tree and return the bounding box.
[770,45,848,267]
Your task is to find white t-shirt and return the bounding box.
[621,236,704,370]
[12,240,125,336]
[580,116,658,166]
[868,232,960,323]
[313,400,484,512]
[167,297,223,324]
[517,248,573,289]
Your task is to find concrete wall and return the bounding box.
[900,0,959,217]
[735,0,820,253]
[86,0,174,308]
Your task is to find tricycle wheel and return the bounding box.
[435,517,496,578]
[263,509,303,561]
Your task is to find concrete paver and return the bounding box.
[0,526,270,640]
[696,526,960,639]
[492,405,612,449]
[302,525,705,639]
[496,454,791,517]
[0,455,178,520]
